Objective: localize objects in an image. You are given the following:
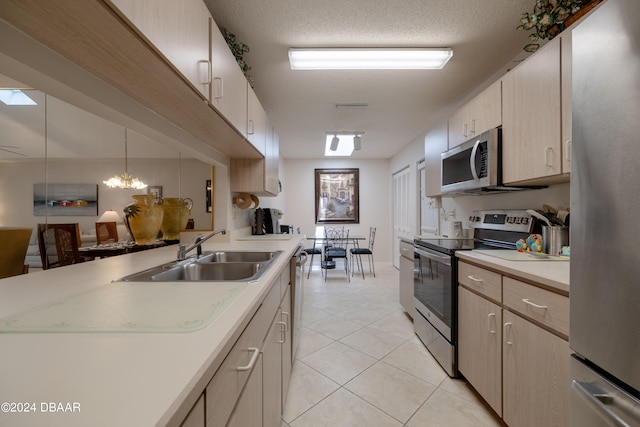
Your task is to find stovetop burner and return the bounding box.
[415,209,542,254]
[414,238,475,255]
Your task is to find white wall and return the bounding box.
[0,158,213,238]
[280,158,392,262]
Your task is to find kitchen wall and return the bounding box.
[389,128,571,238]
[267,158,392,262]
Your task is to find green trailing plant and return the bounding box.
[517,0,589,52]
[223,28,254,85]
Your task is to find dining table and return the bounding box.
[305,233,366,278]
[79,241,169,260]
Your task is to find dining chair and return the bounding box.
[0,227,33,279]
[350,227,376,279]
[323,227,350,282]
[96,221,119,244]
[37,223,84,270]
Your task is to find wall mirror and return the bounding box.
[0,85,214,242]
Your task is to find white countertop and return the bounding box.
[0,236,303,426]
[457,250,570,294]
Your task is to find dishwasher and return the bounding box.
[290,245,307,360]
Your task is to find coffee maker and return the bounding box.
[252,208,284,235]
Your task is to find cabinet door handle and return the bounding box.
[281,311,290,331]
[467,275,483,284]
[487,313,496,334]
[248,119,255,135]
[504,322,513,345]
[237,347,259,371]
[522,298,548,310]
[213,77,224,99]
[198,59,211,85]
[565,140,571,162]
[545,146,553,166]
[463,123,468,138]
[470,118,476,134]
[277,322,287,343]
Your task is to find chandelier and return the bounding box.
[103,129,147,189]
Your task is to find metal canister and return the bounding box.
[542,225,570,256]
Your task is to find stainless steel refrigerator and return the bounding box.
[570,0,640,425]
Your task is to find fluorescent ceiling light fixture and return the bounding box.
[289,48,453,70]
[324,132,364,156]
[0,89,37,105]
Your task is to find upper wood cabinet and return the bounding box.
[210,23,248,135]
[230,122,280,196]
[448,80,502,149]
[247,85,268,155]
[502,36,571,185]
[109,0,211,100]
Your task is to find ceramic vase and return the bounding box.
[159,197,193,241]
[123,194,163,245]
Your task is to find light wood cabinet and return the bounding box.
[263,306,283,427]
[226,354,263,427]
[109,0,211,100]
[457,261,570,427]
[458,286,502,416]
[502,36,571,185]
[448,80,501,149]
[210,22,248,135]
[247,86,268,155]
[502,310,570,427]
[281,286,292,411]
[230,120,280,197]
[399,240,414,317]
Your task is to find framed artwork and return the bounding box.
[147,185,162,201]
[315,168,359,224]
[206,179,212,213]
[33,183,98,216]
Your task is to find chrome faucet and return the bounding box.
[177,229,227,260]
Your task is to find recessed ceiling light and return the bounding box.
[0,89,37,105]
[289,48,453,70]
[324,132,364,156]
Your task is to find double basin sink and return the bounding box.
[117,250,282,282]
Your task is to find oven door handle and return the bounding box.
[414,247,451,266]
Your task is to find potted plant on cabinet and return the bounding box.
[517,0,603,52]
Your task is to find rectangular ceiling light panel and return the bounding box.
[0,89,37,105]
[289,48,453,70]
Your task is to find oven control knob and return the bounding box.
[522,217,529,225]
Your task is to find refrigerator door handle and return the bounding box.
[571,380,631,427]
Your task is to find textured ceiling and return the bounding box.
[205,0,534,159]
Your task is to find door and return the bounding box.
[392,166,411,269]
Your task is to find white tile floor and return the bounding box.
[282,261,504,427]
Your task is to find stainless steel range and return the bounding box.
[413,209,539,377]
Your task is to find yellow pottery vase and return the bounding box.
[123,194,164,245]
[159,197,193,241]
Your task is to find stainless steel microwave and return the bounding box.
[441,128,501,194]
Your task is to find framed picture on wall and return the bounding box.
[315,168,359,224]
[147,186,162,202]
[33,183,98,216]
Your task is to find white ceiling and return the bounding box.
[204,0,534,159]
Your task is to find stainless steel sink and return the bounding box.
[197,251,280,263]
[116,250,282,282]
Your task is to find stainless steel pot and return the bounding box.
[542,225,569,256]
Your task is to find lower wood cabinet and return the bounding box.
[502,310,570,427]
[457,261,570,427]
[226,354,264,427]
[191,265,293,427]
[458,286,502,416]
